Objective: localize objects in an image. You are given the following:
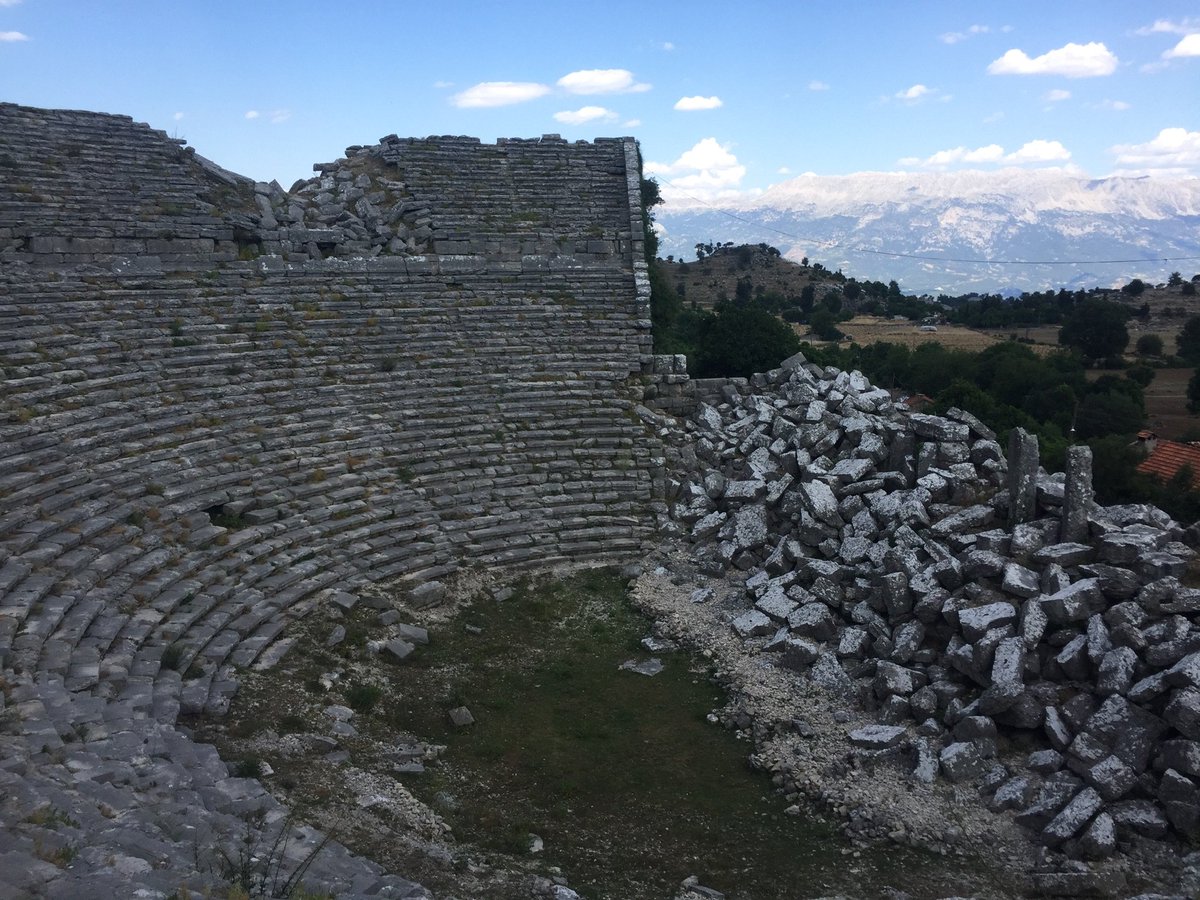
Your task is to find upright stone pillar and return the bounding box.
[1008,427,1039,527]
[1060,445,1094,543]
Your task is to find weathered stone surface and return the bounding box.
[848,724,907,750]
[1007,428,1039,526]
[939,742,986,783]
[1042,786,1103,846]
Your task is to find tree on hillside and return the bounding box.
[1136,334,1164,357]
[1170,271,1185,287]
[809,308,842,341]
[1058,299,1130,360]
[694,304,800,378]
[1122,278,1146,296]
[1178,317,1200,364]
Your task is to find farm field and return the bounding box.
[1144,367,1197,440]
[829,317,1018,352]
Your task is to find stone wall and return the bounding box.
[0,103,656,895]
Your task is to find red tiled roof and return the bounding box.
[1137,440,1200,490]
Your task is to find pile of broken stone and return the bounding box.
[663,352,1200,861]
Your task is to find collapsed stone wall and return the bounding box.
[0,103,657,896]
[646,352,1200,888]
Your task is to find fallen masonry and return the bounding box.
[636,352,1200,890]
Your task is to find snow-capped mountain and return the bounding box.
[653,169,1200,296]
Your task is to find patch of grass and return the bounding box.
[232,757,264,779]
[345,682,382,714]
[161,644,185,672]
[24,805,79,830]
[277,714,308,734]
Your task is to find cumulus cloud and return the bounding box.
[1165,34,1200,58]
[0,30,29,41]
[662,42,675,51]
[988,41,1118,77]
[557,69,650,94]
[1005,139,1071,163]
[899,140,1070,168]
[173,112,184,121]
[1111,127,1200,174]
[808,80,830,91]
[452,81,550,108]
[644,137,746,202]
[940,24,990,44]
[900,144,1005,167]
[552,105,618,126]
[1044,89,1071,102]
[244,110,260,120]
[896,84,932,101]
[891,84,950,104]
[673,95,723,111]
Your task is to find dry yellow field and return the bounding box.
[824,317,1013,352]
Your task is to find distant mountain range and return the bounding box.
[653,169,1200,296]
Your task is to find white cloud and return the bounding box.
[940,24,990,44]
[433,80,454,89]
[1100,99,1131,111]
[777,166,792,175]
[556,69,650,95]
[1005,139,1071,163]
[1044,89,1071,102]
[896,84,932,101]
[674,95,723,111]
[553,105,618,126]
[902,144,1005,168]
[892,84,950,104]
[1135,18,1200,36]
[899,140,1071,168]
[808,80,830,91]
[623,118,641,128]
[662,42,675,51]
[0,1,23,7]
[1111,127,1200,174]
[1165,34,1200,58]
[0,30,29,41]
[988,41,1118,77]
[244,109,289,124]
[644,137,746,202]
[452,81,551,108]
[983,111,1005,124]
[173,112,184,121]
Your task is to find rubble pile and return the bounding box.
[664,352,1199,860]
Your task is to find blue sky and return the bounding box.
[2,1,1198,203]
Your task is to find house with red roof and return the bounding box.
[1137,438,1200,490]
